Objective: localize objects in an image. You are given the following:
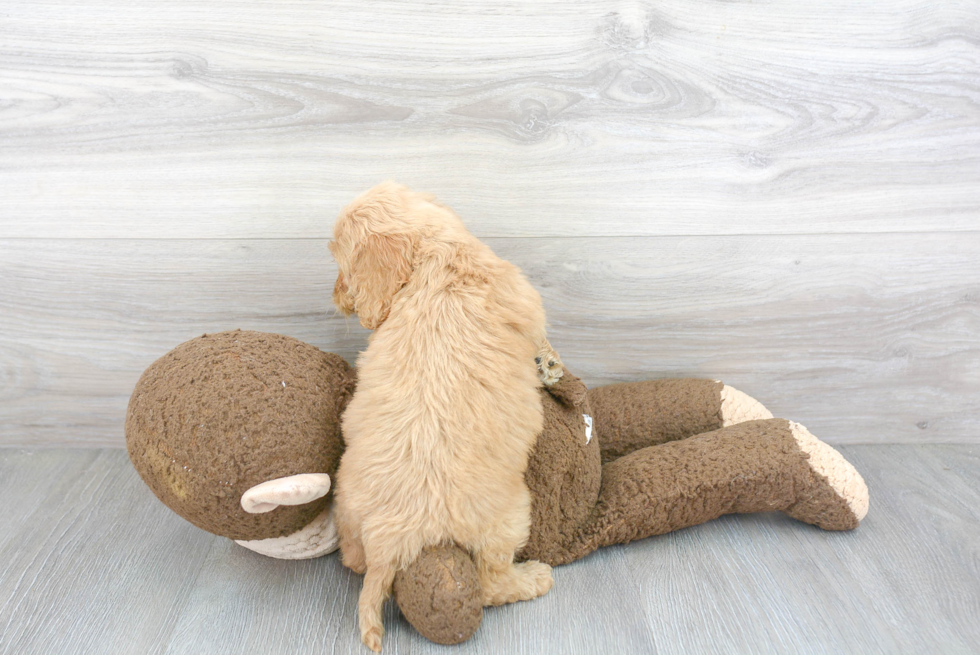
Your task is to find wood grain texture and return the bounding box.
[2,234,977,447]
[162,536,659,655]
[1,0,978,238]
[1,446,977,654]
[0,449,104,553]
[622,444,980,654]
[162,541,365,655]
[0,449,217,655]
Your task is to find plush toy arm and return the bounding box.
[559,418,869,565]
[587,379,773,464]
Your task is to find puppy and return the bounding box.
[329,182,561,651]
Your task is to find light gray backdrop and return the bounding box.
[2,0,978,446]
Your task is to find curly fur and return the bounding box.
[329,182,554,652]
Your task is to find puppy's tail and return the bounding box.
[359,562,397,652]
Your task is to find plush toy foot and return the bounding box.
[719,384,773,426]
[555,418,870,565]
[234,503,338,559]
[783,421,869,530]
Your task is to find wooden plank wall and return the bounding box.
[1,0,978,446]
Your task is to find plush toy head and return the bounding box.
[125,330,355,542]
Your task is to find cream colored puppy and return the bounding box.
[329,183,558,652]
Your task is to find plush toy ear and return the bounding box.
[350,233,414,330]
[240,473,332,514]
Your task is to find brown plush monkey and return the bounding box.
[127,331,868,645]
[395,369,867,643]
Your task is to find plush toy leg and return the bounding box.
[392,418,870,643]
[587,379,773,463]
[561,418,868,565]
[781,420,870,529]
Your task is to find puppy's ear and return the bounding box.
[350,233,414,330]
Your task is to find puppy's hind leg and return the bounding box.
[475,547,553,607]
[334,501,367,574]
[472,494,553,606]
[358,561,397,652]
[339,528,367,575]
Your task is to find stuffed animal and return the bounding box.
[395,366,868,643]
[126,330,868,645]
[125,330,356,558]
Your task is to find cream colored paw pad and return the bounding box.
[789,421,869,521]
[719,385,774,426]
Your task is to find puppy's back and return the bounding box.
[340,229,545,540]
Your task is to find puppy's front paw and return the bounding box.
[535,346,564,387]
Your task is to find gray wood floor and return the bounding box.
[1,445,977,655]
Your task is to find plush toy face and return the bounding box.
[125,330,355,541]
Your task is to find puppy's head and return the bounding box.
[329,182,418,330]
